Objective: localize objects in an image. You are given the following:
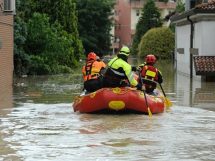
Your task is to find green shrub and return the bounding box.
[25,13,80,75]
[28,55,51,75]
[138,27,175,59]
[57,65,73,73]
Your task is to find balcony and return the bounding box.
[130,1,176,9]
[130,0,145,9]
[155,2,176,9]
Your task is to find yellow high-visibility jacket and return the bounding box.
[107,57,138,87]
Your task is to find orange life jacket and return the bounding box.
[82,60,106,81]
[141,65,158,82]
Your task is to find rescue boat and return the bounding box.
[73,87,165,114]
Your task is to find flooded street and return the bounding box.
[0,60,215,161]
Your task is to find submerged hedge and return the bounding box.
[138,27,175,59]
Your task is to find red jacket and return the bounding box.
[141,65,159,82]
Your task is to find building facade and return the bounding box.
[185,0,211,11]
[112,0,177,52]
[0,0,15,108]
[171,0,215,81]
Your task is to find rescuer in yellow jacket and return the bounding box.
[103,46,141,89]
[82,52,106,92]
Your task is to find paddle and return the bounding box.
[159,83,173,109]
[140,77,173,109]
[137,70,152,117]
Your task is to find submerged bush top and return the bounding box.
[138,27,175,59]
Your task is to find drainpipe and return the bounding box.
[187,16,194,79]
[187,16,194,107]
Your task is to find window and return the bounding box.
[4,0,11,11]
[3,0,15,13]
[190,0,196,9]
[136,10,140,16]
[195,0,208,6]
[0,2,3,11]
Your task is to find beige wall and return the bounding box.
[0,0,14,108]
[174,13,215,79]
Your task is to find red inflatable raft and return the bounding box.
[73,87,165,114]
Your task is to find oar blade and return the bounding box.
[148,107,152,117]
[164,98,173,108]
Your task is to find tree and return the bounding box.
[169,0,185,32]
[131,0,162,55]
[14,16,30,76]
[14,0,84,75]
[14,0,33,76]
[138,27,175,59]
[176,0,185,13]
[33,0,84,61]
[76,0,114,56]
[26,13,80,75]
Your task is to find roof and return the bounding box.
[194,56,215,76]
[195,0,215,10]
[171,0,215,22]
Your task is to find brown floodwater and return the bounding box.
[0,59,215,161]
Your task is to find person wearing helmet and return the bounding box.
[103,46,141,89]
[82,52,106,93]
[139,54,163,94]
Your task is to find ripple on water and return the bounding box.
[0,103,215,161]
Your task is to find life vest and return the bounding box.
[105,57,138,87]
[82,60,106,81]
[141,65,158,82]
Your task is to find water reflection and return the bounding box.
[193,82,215,108]
[0,60,215,160]
[1,103,214,160]
[175,72,215,111]
[0,78,13,110]
[0,78,17,160]
[13,74,83,104]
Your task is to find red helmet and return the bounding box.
[145,54,156,64]
[87,52,97,60]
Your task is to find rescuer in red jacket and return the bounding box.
[139,54,163,94]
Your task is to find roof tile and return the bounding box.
[195,0,215,10]
[194,56,215,75]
